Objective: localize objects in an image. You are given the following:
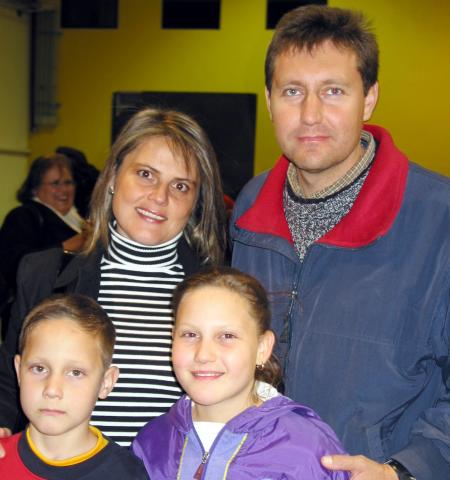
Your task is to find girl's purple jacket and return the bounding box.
[132,394,349,479]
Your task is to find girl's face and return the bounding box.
[172,286,274,423]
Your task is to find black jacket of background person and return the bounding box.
[0,201,78,290]
[0,238,201,432]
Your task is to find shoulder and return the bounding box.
[0,433,22,473]
[97,441,148,479]
[18,244,101,280]
[257,397,346,456]
[406,162,450,202]
[134,403,180,448]
[282,409,345,454]
[235,170,270,208]
[231,170,270,229]
[232,398,348,479]
[0,431,20,450]
[399,162,450,243]
[17,248,64,282]
[177,236,201,275]
[1,202,42,225]
[133,399,188,462]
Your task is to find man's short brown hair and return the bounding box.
[265,5,378,95]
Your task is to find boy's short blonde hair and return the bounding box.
[18,294,115,369]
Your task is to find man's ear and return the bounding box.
[14,355,21,386]
[363,82,379,121]
[265,87,273,122]
[257,330,276,366]
[98,366,119,400]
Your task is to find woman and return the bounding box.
[0,154,84,337]
[0,107,227,448]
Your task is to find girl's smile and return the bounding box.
[172,286,273,423]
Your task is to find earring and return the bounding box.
[256,363,265,370]
[108,185,115,195]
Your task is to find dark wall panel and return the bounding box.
[266,0,327,29]
[61,0,118,29]
[112,92,256,200]
[162,0,221,29]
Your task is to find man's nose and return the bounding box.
[300,93,323,125]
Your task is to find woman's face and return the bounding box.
[112,136,199,246]
[35,167,75,215]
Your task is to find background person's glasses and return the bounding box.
[41,180,76,188]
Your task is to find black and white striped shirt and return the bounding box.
[90,226,185,446]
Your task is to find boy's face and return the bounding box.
[15,318,118,446]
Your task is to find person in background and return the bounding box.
[0,153,85,339]
[0,107,227,452]
[230,5,450,480]
[0,293,148,479]
[56,146,100,218]
[133,267,348,479]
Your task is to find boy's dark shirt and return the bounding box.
[0,432,149,479]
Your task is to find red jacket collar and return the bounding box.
[236,125,409,247]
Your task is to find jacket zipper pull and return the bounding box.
[193,451,209,479]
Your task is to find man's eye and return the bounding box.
[325,87,343,96]
[285,88,299,96]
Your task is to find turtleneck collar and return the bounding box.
[105,222,183,268]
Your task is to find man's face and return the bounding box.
[266,40,378,195]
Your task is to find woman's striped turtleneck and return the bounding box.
[90,224,185,446]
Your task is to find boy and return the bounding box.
[0,294,148,479]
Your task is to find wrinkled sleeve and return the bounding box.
[0,260,34,430]
[393,273,450,480]
[0,207,42,286]
[0,251,60,431]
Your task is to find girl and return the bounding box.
[132,267,349,479]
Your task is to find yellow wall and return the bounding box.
[0,7,30,223]
[29,0,450,180]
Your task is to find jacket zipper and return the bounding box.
[284,245,322,382]
[191,419,227,479]
[193,451,209,479]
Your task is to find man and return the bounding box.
[230,5,450,480]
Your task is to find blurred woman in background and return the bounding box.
[0,153,84,337]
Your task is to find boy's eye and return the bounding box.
[68,369,85,377]
[30,365,47,374]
